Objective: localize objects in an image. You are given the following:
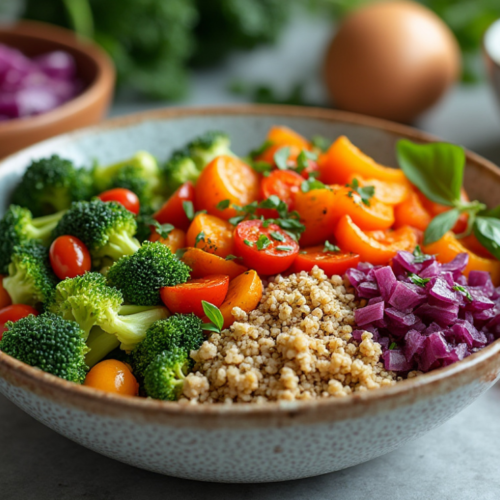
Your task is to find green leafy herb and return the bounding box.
[408,273,431,287]
[274,146,291,170]
[301,178,328,193]
[474,217,500,260]
[195,231,205,246]
[249,140,273,159]
[453,284,473,302]
[389,342,398,350]
[225,254,238,261]
[270,231,285,242]
[346,178,375,206]
[216,199,231,210]
[244,239,253,247]
[251,161,273,176]
[201,300,224,332]
[183,200,195,221]
[324,240,340,252]
[256,234,271,251]
[299,250,307,255]
[311,135,330,152]
[424,209,461,245]
[276,245,293,252]
[412,245,431,263]
[152,222,175,239]
[295,150,318,174]
[175,248,187,260]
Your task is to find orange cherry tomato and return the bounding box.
[149,228,186,254]
[294,187,337,246]
[334,215,418,266]
[97,188,140,215]
[195,155,259,220]
[394,190,432,231]
[331,186,395,230]
[153,181,195,232]
[319,136,406,185]
[0,304,39,340]
[266,125,311,151]
[84,359,139,396]
[160,274,230,316]
[186,213,234,258]
[49,235,92,280]
[255,143,302,166]
[233,220,299,275]
[260,169,303,210]
[423,232,500,285]
[180,248,248,279]
[347,174,410,205]
[0,276,12,309]
[291,246,360,276]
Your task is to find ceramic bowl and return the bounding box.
[484,19,500,107]
[0,20,115,158]
[0,105,500,483]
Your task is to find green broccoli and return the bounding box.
[0,313,88,383]
[3,242,58,308]
[107,241,191,306]
[131,314,204,380]
[134,206,156,243]
[143,348,190,400]
[85,327,120,368]
[0,205,65,274]
[186,131,233,170]
[52,199,140,268]
[162,151,200,195]
[11,155,94,217]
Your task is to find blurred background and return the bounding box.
[1,0,500,162]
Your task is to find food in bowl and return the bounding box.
[1,125,500,404]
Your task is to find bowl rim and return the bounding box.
[1,103,500,427]
[0,20,114,132]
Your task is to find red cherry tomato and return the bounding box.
[98,188,140,215]
[50,235,92,280]
[260,169,303,209]
[154,181,195,232]
[160,275,230,316]
[0,304,39,340]
[233,220,299,275]
[299,159,319,179]
[290,245,360,276]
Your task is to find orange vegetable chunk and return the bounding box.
[347,174,410,205]
[186,213,234,258]
[149,228,186,254]
[394,190,432,231]
[180,247,247,279]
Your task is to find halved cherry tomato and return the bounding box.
[394,190,432,231]
[319,136,406,185]
[260,169,303,210]
[294,187,337,246]
[149,228,186,254]
[180,248,248,279]
[186,213,234,258]
[98,188,140,215]
[160,275,230,316]
[233,220,299,275]
[0,304,39,339]
[334,215,418,265]
[0,276,11,309]
[255,143,302,166]
[347,174,410,205]
[49,235,91,280]
[331,187,395,230]
[153,181,195,231]
[195,155,259,220]
[84,359,139,396]
[291,246,360,276]
[423,231,500,285]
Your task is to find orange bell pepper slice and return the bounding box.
[394,190,432,231]
[149,228,186,254]
[347,174,410,206]
[267,125,311,151]
[334,215,418,265]
[319,136,406,185]
[186,213,234,258]
[423,232,500,285]
[180,247,248,280]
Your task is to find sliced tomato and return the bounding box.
[233,220,299,275]
[98,188,140,215]
[291,246,360,276]
[259,169,303,216]
[49,235,92,280]
[153,181,195,231]
[0,304,39,339]
[160,275,230,316]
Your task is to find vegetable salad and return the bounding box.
[1,126,500,402]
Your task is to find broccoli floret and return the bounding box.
[11,156,94,217]
[131,314,203,380]
[107,241,191,306]
[143,348,190,400]
[134,205,156,243]
[3,242,58,308]
[162,151,200,195]
[186,131,232,170]
[85,327,120,368]
[0,205,64,274]
[52,199,140,268]
[0,313,88,383]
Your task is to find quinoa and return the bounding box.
[181,266,398,404]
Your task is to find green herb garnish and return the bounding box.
[270,231,285,242]
[216,199,231,210]
[324,240,340,252]
[276,245,293,252]
[311,135,330,152]
[195,231,205,246]
[274,146,291,170]
[346,178,375,206]
[408,273,431,287]
[301,178,329,193]
[453,284,473,302]
[201,300,224,333]
[256,234,271,251]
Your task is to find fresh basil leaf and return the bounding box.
[201,301,224,331]
[251,161,273,175]
[256,234,271,251]
[274,146,291,170]
[270,231,285,242]
[229,215,245,226]
[480,205,500,219]
[195,231,205,246]
[301,178,328,193]
[324,240,340,252]
[152,222,175,239]
[474,217,500,260]
[183,200,195,220]
[216,199,231,210]
[396,140,465,206]
[295,151,309,174]
[202,323,221,333]
[311,135,330,152]
[424,209,461,245]
[259,195,281,209]
[249,140,273,159]
[303,150,318,161]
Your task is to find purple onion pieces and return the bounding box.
[383,350,413,372]
[388,281,426,311]
[354,301,384,326]
[374,266,397,301]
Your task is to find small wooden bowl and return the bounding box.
[0,20,115,158]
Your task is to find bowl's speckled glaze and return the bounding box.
[1,105,500,483]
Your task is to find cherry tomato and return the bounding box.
[260,169,303,210]
[50,235,92,280]
[160,274,230,316]
[98,188,140,215]
[84,359,139,396]
[0,304,39,340]
[153,181,195,231]
[291,246,360,276]
[0,276,12,309]
[233,220,299,275]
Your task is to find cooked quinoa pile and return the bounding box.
[181,267,398,404]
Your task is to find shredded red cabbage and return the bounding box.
[346,251,500,374]
[0,44,81,121]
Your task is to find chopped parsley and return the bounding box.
[276,245,293,252]
[311,135,330,152]
[270,231,285,242]
[182,200,195,220]
[413,245,431,263]
[323,240,340,252]
[408,273,430,287]
[194,231,205,246]
[243,239,253,247]
[453,284,473,301]
[346,178,375,206]
[274,146,291,170]
[216,199,231,210]
[301,178,329,193]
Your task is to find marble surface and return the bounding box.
[2,14,500,499]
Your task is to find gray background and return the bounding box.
[2,16,500,500]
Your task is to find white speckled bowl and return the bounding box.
[1,106,500,483]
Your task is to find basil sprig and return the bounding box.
[396,140,495,247]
